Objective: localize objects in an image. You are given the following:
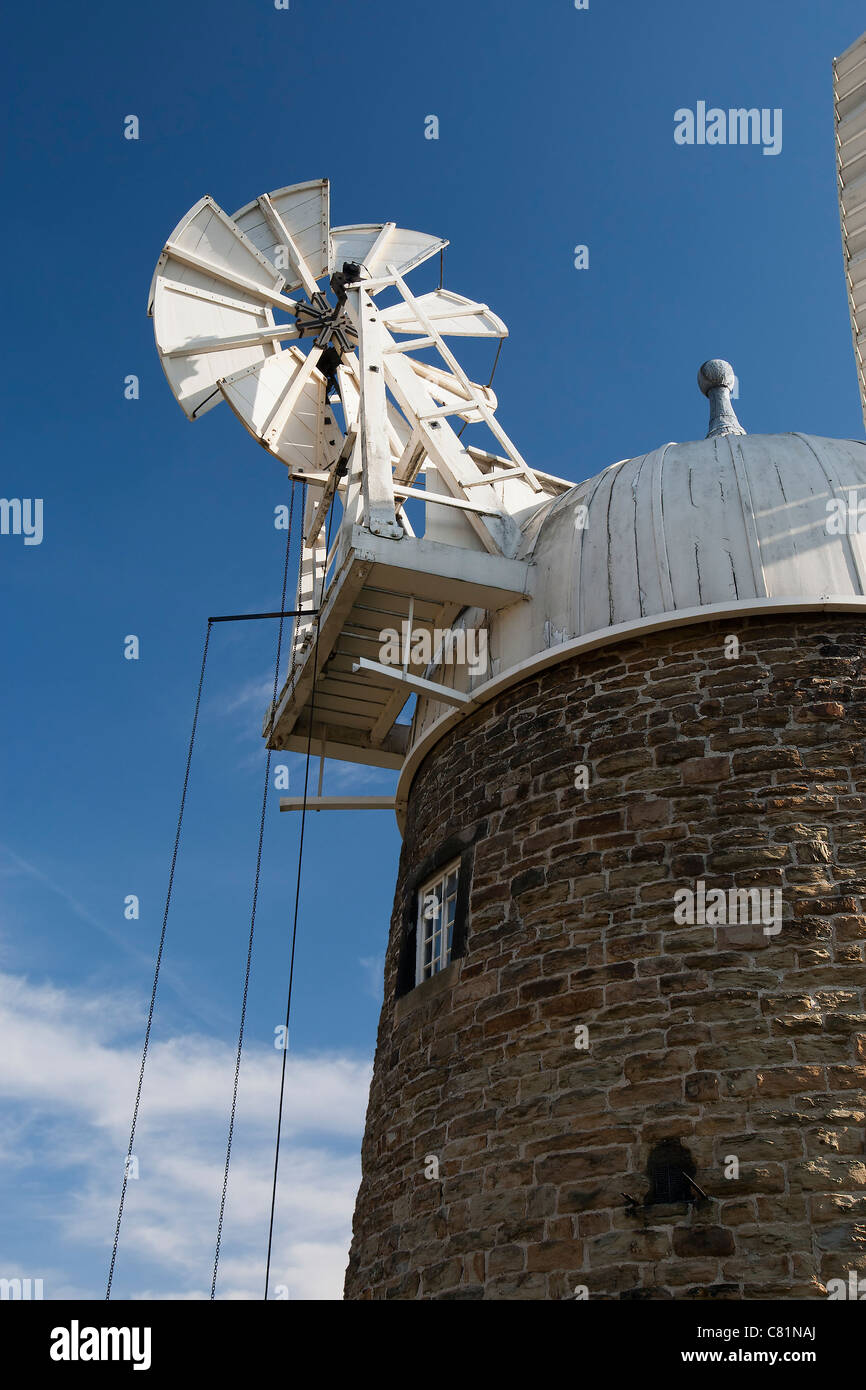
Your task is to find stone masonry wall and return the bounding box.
[343,616,866,1299]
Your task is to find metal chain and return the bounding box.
[210,478,298,1299]
[263,495,332,1299]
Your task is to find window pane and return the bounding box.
[416,858,462,985]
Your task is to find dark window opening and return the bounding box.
[644,1139,697,1206]
[395,824,485,1000]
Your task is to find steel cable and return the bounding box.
[106,621,213,1299]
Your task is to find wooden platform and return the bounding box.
[264,526,531,767]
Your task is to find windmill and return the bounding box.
[149,179,572,794]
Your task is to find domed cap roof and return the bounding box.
[516,368,866,650]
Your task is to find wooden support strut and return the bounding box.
[280,796,397,811]
[384,265,542,493]
[306,429,358,546]
[256,193,321,298]
[380,352,514,557]
[352,656,475,709]
[353,287,403,539]
[164,241,299,312]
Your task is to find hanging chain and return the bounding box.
[263,495,332,1299]
[210,479,298,1299]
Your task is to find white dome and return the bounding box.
[516,431,866,648]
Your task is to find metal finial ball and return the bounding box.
[698,359,736,397]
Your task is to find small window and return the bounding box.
[395,829,484,1001]
[415,860,460,984]
[645,1139,696,1205]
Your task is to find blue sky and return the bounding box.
[2,0,865,1300]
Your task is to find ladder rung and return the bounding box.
[419,403,465,421]
[462,466,529,487]
[385,337,435,354]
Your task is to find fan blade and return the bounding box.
[330,224,447,280]
[149,195,291,419]
[219,347,344,473]
[836,31,866,430]
[380,288,507,338]
[232,179,330,295]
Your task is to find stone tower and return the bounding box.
[344,365,866,1300]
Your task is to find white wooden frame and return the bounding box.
[416,859,461,983]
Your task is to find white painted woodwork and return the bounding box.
[255,195,320,298]
[149,196,298,418]
[151,278,279,418]
[393,482,498,516]
[219,347,342,473]
[462,467,527,486]
[163,321,301,358]
[407,358,498,414]
[423,464,484,550]
[378,341,518,556]
[330,224,447,280]
[287,484,328,672]
[307,430,357,545]
[386,266,541,494]
[352,657,474,708]
[465,447,573,495]
[354,289,402,539]
[380,288,507,338]
[231,179,330,291]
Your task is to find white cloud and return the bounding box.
[208,674,274,720]
[0,968,371,1300]
[359,955,384,1004]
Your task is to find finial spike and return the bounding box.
[698,359,746,438]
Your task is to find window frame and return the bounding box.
[415,858,461,985]
[394,822,486,1001]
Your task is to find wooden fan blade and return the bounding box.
[330,224,448,281]
[219,346,344,474]
[380,288,507,338]
[149,195,292,419]
[232,179,331,296]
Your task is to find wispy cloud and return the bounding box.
[358,955,384,1004]
[0,844,230,1034]
[0,967,371,1299]
[208,675,275,720]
